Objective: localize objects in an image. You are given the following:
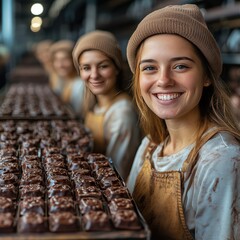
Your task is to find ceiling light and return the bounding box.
[31,16,43,28]
[31,3,44,15]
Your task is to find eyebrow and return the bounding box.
[139,57,195,65]
[80,59,111,66]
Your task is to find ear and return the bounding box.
[203,77,211,87]
[203,81,211,87]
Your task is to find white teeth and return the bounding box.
[157,93,180,101]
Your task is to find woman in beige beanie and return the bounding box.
[126,4,240,240]
[50,40,85,117]
[72,30,141,181]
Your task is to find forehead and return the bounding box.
[79,49,111,63]
[53,50,71,59]
[140,34,196,57]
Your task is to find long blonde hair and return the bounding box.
[132,41,240,145]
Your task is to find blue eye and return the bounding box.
[175,65,188,70]
[142,66,156,71]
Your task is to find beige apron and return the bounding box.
[62,81,74,103]
[85,93,131,154]
[133,128,222,240]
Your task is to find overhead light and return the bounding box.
[31,16,43,28]
[30,25,41,32]
[31,3,44,15]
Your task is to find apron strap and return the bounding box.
[182,127,228,179]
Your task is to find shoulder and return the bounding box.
[197,131,240,176]
[200,131,239,158]
[111,93,134,108]
[106,95,137,119]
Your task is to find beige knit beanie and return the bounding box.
[72,30,123,72]
[127,4,222,79]
[50,40,74,57]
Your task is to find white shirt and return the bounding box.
[94,97,142,181]
[127,131,240,240]
[69,77,85,115]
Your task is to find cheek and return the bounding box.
[80,71,89,82]
[139,75,151,95]
[103,69,116,79]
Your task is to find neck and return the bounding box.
[163,110,203,156]
[97,90,121,108]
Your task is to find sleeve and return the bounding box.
[192,144,240,240]
[126,137,150,194]
[70,79,85,114]
[103,100,141,181]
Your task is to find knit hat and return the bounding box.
[127,4,222,79]
[50,40,74,57]
[72,30,123,72]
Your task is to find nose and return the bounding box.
[156,68,174,87]
[90,67,99,79]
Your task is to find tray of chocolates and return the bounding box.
[0,83,77,120]
[0,120,150,239]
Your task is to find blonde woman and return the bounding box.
[126,4,240,240]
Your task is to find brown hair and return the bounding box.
[133,40,240,145]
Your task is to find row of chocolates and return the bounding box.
[0,84,74,117]
[0,120,142,234]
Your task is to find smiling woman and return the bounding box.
[72,30,141,181]
[50,40,85,117]
[126,4,240,240]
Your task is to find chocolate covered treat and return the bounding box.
[82,211,111,231]
[111,210,141,230]
[0,184,18,199]
[48,184,72,198]
[0,213,14,233]
[99,176,122,190]
[71,168,90,179]
[45,160,66,170]
[21,159,42,171]
[0,148,17,157]
[49,212,78,233]
[67,153,86,164]
[44,154,65,164]
[19,147,38,158]
[0,173,18,185]
[46,167,68,177]
[75,186,102,201]
[79,197,103,214]
[108,198,134,214]
[74,175,96,188]
[20,197,45,216]
[0,162,19,174]
[94,167,116,181]
[0,197,14,213]
[87,153,108,164]
[42,147,62,157]
[20,184,45,199]
[103,186,129,202]
[47,175,71,188]
[22,168,42,176]
[91,160,111,172]
[18,212,46,233]
[68,160,89,171]
[49,196,75,213]
[21,155,40,163]
[20,174,43,186]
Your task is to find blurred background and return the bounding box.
[0,0,240,92]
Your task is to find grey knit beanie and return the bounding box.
[127,4,222,79]
[72,30,123,72]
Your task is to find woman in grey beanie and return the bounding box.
[72,30,141,181]
[126,4,240,240]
